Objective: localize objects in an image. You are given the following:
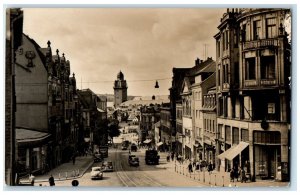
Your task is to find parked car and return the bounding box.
[90,167,103,180]
[93,153,103,163]
[129,157,139,167]
[102,161,114,172]
[121,146,128,150]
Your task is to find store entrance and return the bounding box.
[254,145,280,180]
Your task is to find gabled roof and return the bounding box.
[23,33,47,67]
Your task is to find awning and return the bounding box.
[16,128,51,147]
[97,108,105,113]
[156,142,163,147]
[143,139,152,144]
[218,141,249,160]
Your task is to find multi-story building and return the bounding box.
[181,77,193,160]
[77,89,108,152]
[190,58,216,162]
[170,68,190,155]
[139,104,161,144]
[159,103,172,152]
[14,34,81,175]
[215,8,291,182]
[113,71,127,108]
[5,8,23,186]
[202,87,217,168]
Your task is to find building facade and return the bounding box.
[113,71,127,108]
[160,103,172,152]
[215,8,291,181]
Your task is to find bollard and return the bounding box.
[215,174,217,186]
[222,175,224,187]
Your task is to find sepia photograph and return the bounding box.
[4,4,294,189]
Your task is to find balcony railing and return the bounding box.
[261,79,276,86]
[244,80,258,87]
[243,39,278,50]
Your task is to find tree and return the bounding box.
[108,119,121,143]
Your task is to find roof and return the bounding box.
[120,99,170,107]
[23,34,47,67]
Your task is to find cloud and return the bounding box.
[23,8,225,96]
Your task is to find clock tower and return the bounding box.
[113,71,127,108]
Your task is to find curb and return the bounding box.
[21,158,94,184]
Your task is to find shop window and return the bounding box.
[261,55,275,79]
[253,131,281,144]
[245,57,256,80]
[266,18,277,39]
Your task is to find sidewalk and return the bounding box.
[157,152,289,188]
[20,155,94,184]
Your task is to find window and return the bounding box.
[241,128,249,142]
[261,56,275,79]
[218,124,223,139]
[222,32,226,51]
[266,18,277,38]
[223,64,228,83]
[253,20,261,40]
[225,125,231,143]
[232,127,239,145]
[245,57,256,80]
[217,65,221,86]
[268,103,276,114]
[241,24,247,42]
[226,31,229,50]
[253,131,281,144]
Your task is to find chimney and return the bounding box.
[195,58,200,66]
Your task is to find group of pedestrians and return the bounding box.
[28,174,55,186]
[230,166,247,183]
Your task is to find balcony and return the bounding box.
[243,39,278,50]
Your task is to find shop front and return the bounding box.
[253,130,283,181]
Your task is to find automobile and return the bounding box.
[102,161,114,172]
[130,144,137,152]
[121,146,128,150]
[93,153,103,163]
[90,167,103,180]
[129,157,139,167]
[128,154,136,162]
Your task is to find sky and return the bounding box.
[23,8,225,96]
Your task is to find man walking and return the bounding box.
[49,175,55,186]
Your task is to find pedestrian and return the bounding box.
[237,166,242,182]
[188,162,193,173]
[49,174,55,186]
[240,168,246,183]
[29,173,35,186]
[171,152,174,161]
[208,162,213,174]
[192,158,196,167]
[72,155,76,165]
[230,169,235,182]
[166,153,170,162]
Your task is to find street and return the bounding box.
[31,126,203,187]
